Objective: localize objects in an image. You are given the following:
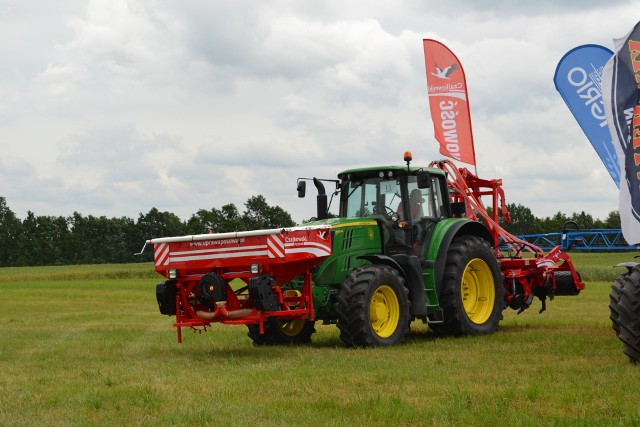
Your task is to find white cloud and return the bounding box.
[1,0,639,226]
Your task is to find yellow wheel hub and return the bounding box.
[277,319,306,337]
[278,289,306,337]
[461,258,495,324]
[369,285,400,338]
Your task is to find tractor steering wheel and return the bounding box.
[384,205,398,222]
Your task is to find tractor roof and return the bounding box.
[337,165,446,179]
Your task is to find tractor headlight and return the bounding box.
[168,268,178,279]
[251,264,262,274]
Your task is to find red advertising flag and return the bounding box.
[423,39,476,166]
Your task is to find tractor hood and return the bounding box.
[300,217,378,230]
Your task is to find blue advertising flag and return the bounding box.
[554,44,618,187]
[603,20,640,245]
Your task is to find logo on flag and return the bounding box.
[431,64,458,80]
[554,44,619,187]
[423,39,476,166]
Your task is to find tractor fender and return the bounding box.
[433,220,493,296]
[357,254,427,317]
[614,261,640,272]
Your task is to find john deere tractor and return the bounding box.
[281,154,505,347]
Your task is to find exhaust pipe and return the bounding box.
[313,178,328,220]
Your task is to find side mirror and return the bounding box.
[417,171,431,189]
[297,180,306,198]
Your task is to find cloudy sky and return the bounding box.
[1,0,639,225]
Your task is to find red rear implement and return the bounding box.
[431,160,585,313]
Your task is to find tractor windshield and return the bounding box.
[344,176,400,218]
[342,173,445,221]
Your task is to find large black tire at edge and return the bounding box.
[429,235,504,337]
[615,265,640,363]
[336,264,410,348]
[609,274,624,338]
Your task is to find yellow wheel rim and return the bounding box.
[283,289,301,308]
[461,258,495,324]
[277,319,306,337]
[369,285,400,338]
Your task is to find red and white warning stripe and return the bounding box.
[267,234,285,258]
[154,242,170,267]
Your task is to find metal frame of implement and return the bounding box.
[147,225,332,342]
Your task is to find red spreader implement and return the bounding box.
[148,225,331,342]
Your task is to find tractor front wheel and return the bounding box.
[430,235,503,337]
[336,265,410,347]
[247,318,316,346]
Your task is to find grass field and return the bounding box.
[1,253,639,426]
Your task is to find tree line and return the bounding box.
[0,195,623,267]
[0,195,295,267]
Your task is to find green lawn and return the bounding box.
[0,253,639,426]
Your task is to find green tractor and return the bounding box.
[267,154,505,347]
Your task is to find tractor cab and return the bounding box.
[337,158,450,258]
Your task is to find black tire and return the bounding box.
[554,270,582,296]
[616,265,640,363]
[336,264,410,347]
[610,274,624,337]
[429,235,504,337]
[247,318,316,346]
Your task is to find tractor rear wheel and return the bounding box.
[614,265,640,363]
[336,264,410,347]
[430,235,503,337]
[247,318,316,346]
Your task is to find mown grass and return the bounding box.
[0,252,639,426]
[564,252,640,282]
[0,262,157,282]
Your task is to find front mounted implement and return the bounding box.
[149,225,332,342]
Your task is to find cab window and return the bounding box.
[344,177,401,218]
[405,175,445,220]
